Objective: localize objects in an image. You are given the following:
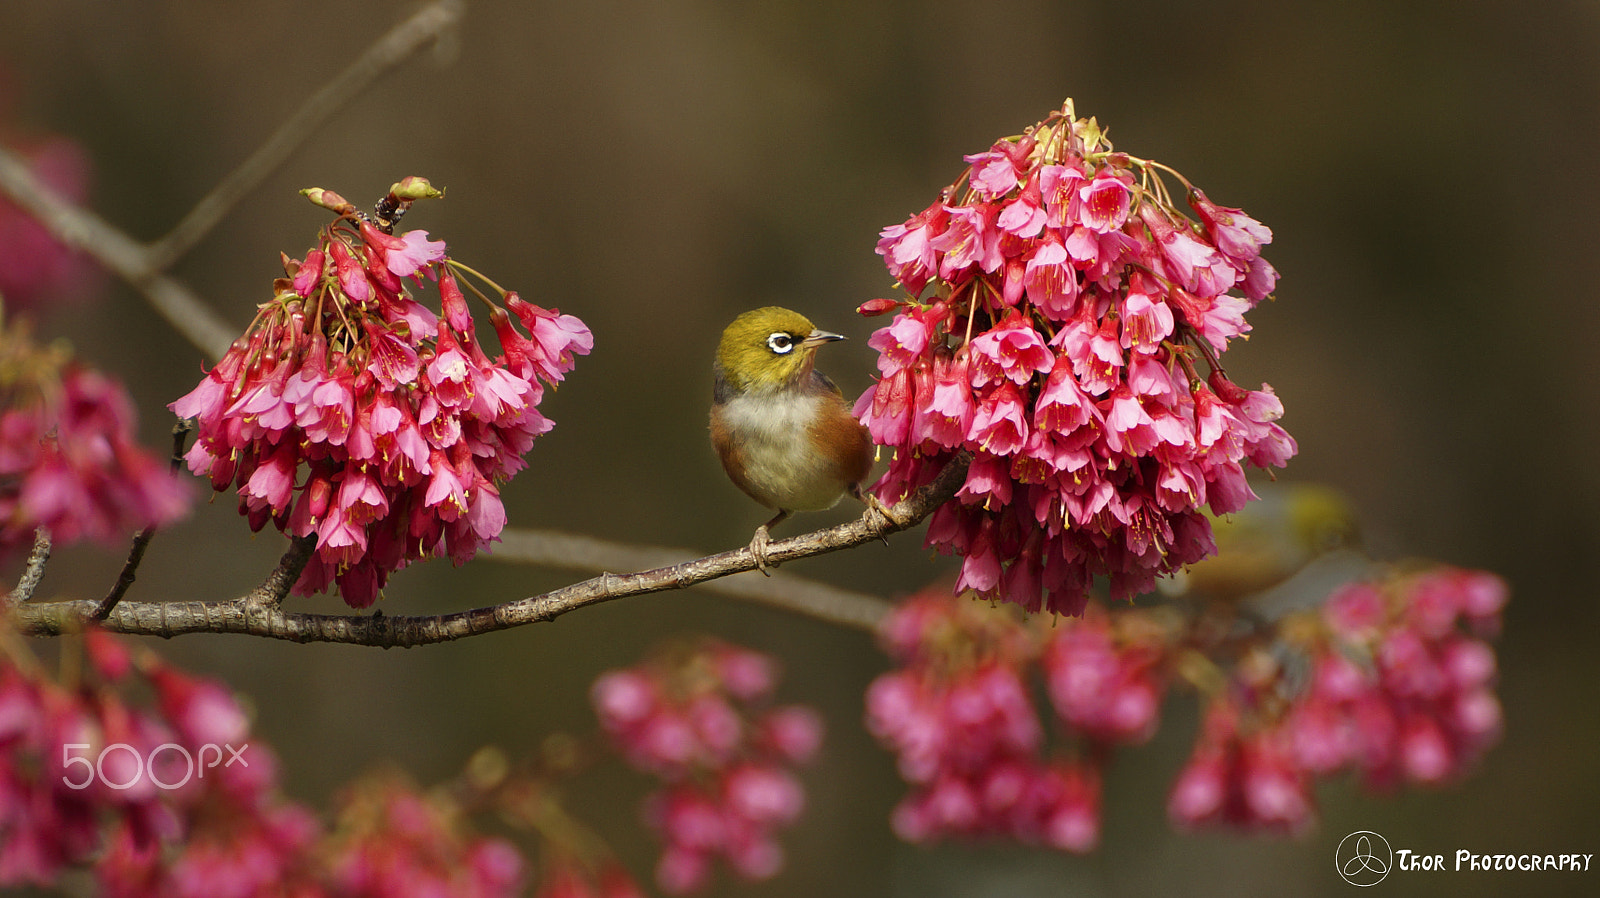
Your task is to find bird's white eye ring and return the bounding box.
[767,332,795,354]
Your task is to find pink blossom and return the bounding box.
[1038,162,1086,227]
[1189,189,1273,264]
[1077,172,1132,233]
[965,141,1026,199]
[857,103,1294,613]
[0,135,99,311]
[997,182,1046,238]
[327,239,371,303]
[967,313,1054,387]
[172,195,590,607]
[384,229,448,277]
[876,202,949,293]
[930,202,1003,278]
[508,295,594,383]
[868,311,934,374]
[1022,235,1078,319]
[594,640,818,893]
[969,383,1030,458]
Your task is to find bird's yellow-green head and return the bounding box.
[715,306,844,393]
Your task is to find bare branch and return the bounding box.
[94,529,156,621]
[93,423,196,620]
[145,0,466,270]
[9,457,967,645]
[488,528,894,630]
[0,1,465,362]
[246,535,319,610]
[0,147,238,357]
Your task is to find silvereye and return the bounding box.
[710,307,878,572]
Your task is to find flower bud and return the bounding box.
[388,176,444,201]
[300,187,356,214]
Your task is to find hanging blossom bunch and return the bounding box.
[0,627,315,893]
[591,639,823,894]
[857,99,1294,612]
[865,583,1164,851]
[1169,566,1508,833]
[867,561,1507,848]
[0,317,189,553]
[0,624,526,896]
[319,772,526,898]
[170,178,592,608]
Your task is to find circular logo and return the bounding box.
[1336,831,1393,887]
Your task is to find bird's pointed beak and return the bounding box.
[802,329,846,349]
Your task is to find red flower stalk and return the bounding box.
[859,100,1294,612]
[170,179,591,607]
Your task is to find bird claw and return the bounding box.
[748,525,775,576]
[854,486,902,530]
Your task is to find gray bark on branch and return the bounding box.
[9,458,966,646]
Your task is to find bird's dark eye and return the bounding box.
[766,332,795,354]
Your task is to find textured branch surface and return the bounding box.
[489,528,895,630]
[11,458,966,646]
[4,529,52,609]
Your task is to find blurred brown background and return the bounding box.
[2,1,1597,895]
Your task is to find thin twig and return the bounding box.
[4,528,53,608]
[92,423,194,620]
[11,457,968,645]
[144,0,465,270]
[0,146,238,358]
[94,530,155,621]
[246,535,319,610]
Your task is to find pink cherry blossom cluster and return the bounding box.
[870,562,1507,847]
[1169,566,1508,833]
[0,625,527,896]
[866,587,1168,851]
[857,99,1295,613]
[321,774,526,898]
[591,640,822,893]
[170,180,591,608]
[0,320,189,554]
[0,628,311,893]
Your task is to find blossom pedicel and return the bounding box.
[859,100,1295,612]
[170,179,592,608]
